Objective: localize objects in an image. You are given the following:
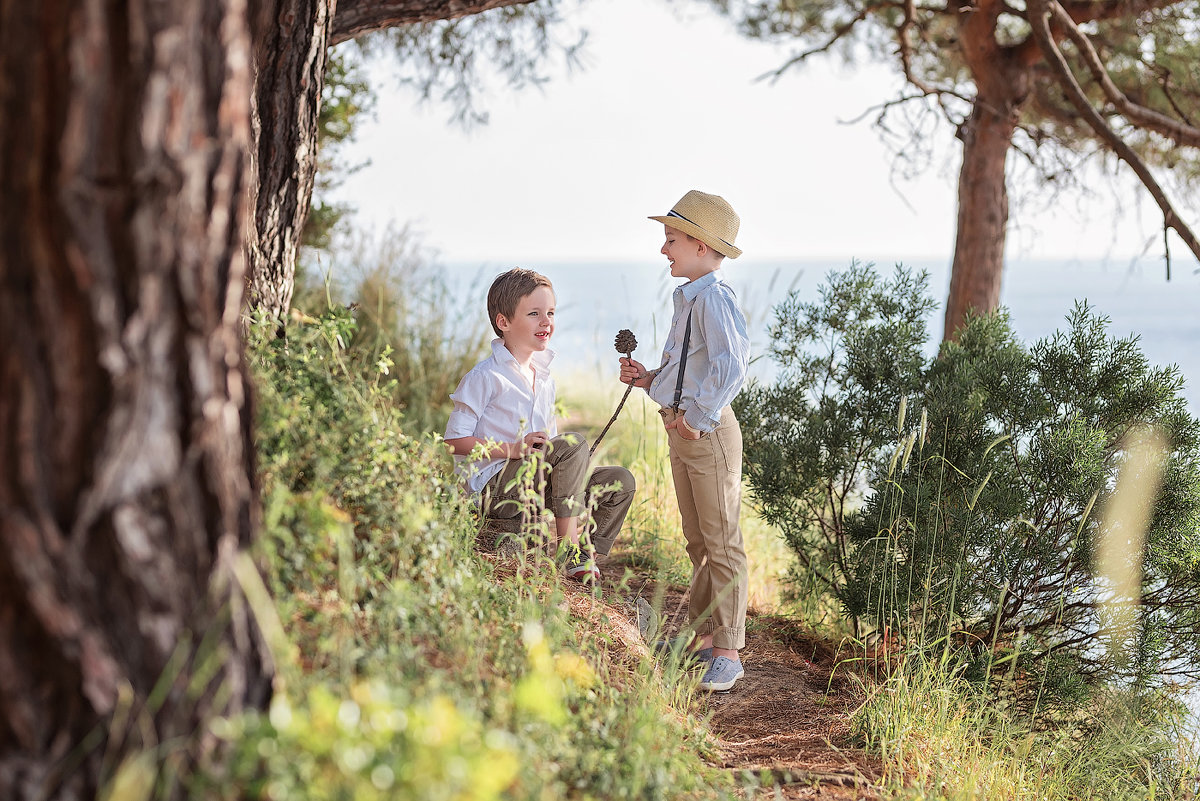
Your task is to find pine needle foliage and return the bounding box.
[738,261,1200,711]
[733,261,936,631]
[360,1,583,129]
[303,49,375,251]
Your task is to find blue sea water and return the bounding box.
[446,257,1200,415]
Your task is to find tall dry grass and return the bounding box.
[850,411,1199,800]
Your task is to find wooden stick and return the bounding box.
[590,373,634,457]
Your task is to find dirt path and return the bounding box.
[702,612,881,799]
[594,559,884,800]
[482,530,884,798]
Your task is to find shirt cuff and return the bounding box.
[680,412,711,436]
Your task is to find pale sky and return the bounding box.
[329,0,1191,268]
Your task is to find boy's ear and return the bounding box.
[495,313,510,332]
[696,239,722,262]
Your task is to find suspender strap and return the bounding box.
[671,311,692,412]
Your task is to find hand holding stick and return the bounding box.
[590,329,638,457]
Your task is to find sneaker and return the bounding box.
[698,656,744,692]
[653,635,712,665]
[563,548,601,583]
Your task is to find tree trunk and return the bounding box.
[0,2,271,798]
[245,0,544,323]
[944,99,1018,341]
[246,0,337,323]
[942,0,1032,342]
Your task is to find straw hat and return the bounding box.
[649,190,742,259]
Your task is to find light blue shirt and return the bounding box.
[647,272,750,433]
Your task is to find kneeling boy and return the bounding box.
[444,267,635,581]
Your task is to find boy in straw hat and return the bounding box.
[446,267,636,583]
[619,190,751,692]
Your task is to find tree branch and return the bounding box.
[331,0,536,45]
[897,0,940,95]
[1058,0,1184,26]
[1026,0,1200,270]
[1048,2,1200,148]
[755,7,871,84]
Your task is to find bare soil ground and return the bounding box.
[479,518,885,799]
[700,614,882,799]
[588,554,884,799]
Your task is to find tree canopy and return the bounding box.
[704,0,1200,338]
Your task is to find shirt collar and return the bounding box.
[491,338,556,370]
[680,271,719,303]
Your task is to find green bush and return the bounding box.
[739,261,1200,711]
[291,224,488,437]
[733,262,935,628]
[202,308,730,800]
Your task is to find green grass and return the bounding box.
[192,310,740,800]
[853,654,1199,800]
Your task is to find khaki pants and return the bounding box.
[660,406,748,651]
[481,432,635,556]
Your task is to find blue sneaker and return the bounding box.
[698,656,744,692]
[653,635,712,664]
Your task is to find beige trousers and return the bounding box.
[660,406,748,650]
[482,432,635,556]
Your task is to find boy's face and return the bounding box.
[661,225,713,281]
[496,285,555,358]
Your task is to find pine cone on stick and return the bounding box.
[615,329,637,356]
[591,329,639,456]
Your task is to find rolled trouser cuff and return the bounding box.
[592,529,617,556]
[711,625,745,652]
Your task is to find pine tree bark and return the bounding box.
[246,0,541,323]
[245,0,336,323]
[331,0,535,43]
[0,3,271,799]
[943,0,1031,341]
[944,101,1016,340]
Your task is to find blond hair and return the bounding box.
[487,268,554,337]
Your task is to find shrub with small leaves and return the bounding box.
[224,307,727,801]
[733,261,935,623]
[741,261,1200,711]
[846,301,1200,708]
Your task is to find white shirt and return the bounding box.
[647,272,750,433]
[444,338,559,493]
